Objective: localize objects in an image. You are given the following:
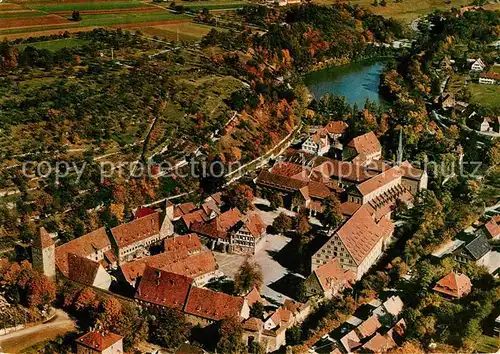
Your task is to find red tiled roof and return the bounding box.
[314,258,356,292]
[480,72,500,80]
[325,121,348,135]
[257,170,308,191]
[312,159,377,183]
[179,202,197,215]
[184,287,244,321]
[356,314,382,339]
[340,202,361,216]
[336,205,394,265]
[76,331,122,352]
[182,209,209,228]
[347,131,381,156]
[433,272,472,298]
[485,218,500,239]
[357,166,404,196]
[242,214,266,238]
[271,161,308,178]
[34,227,54,249]
[242,317,264,332]
[135,207,157,219]
[245,287,263,307]
[120,248,216,284]
[340,330,362,352]
[164,234,202,255]
[135,267,193,310]
[55,227,111,276]
[191,208,242,240]
[361,332,396,353]
[110,212,160,249]
[67,253,100,286]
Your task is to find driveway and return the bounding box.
[0,309,76,353]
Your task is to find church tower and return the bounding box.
[32,227,56,280]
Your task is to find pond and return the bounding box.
[305,59,387,106]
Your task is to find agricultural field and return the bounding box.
[0,0,234,40]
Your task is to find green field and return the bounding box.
[183,3,245,11]
[28,1,150,12]
[0,11,45,19]
[141,22,220,41]
[469,83,500,110]
[476,335,500,353]
[17,38,89,51]
[79,12,188,26]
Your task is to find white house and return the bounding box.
[470,58,486,72]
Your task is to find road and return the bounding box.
[0,309,76,353]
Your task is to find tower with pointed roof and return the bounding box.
[32,227,56,280]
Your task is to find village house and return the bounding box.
[453,231,492,266]
[190,208,242,248]
[344,131,382,165]
[67,253,112,290]
[470,58,486,72]
[110,210,173,264]
[241,317,287,353]
[301,128,331,156]
[432,272,472,299]
[119,234,220,288]
[480,116,499,133]
[479,72,500,84]
[230,213,267,254]
[303,258,356,299]
[312,204,394,280]
[75,330,123,354]
[484,216,500,239]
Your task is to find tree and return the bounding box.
[234,259,263,295]
[216,317,245,354]
[321,195,342,228]
[99,297,122,330]
[26,272,56,309]
[272,212,293,234]
[295,211,311,236]
[72,10,81,21]
[148,308,189,349]
[223,183,254,212]
[268,192,283,210]
[250,301,265,319]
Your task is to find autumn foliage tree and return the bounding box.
[234,259,263,295]
[223,183,254,212]
[216,316,246,354]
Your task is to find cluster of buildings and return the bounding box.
[258,126,427,280]
[310,295,406,354]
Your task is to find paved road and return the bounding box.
[0,309,76,353]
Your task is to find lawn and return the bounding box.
[28,1,149,12]
[469,83,500,110]
[183,3,246,11]
[476,335,500,353]
[17,38,89,51]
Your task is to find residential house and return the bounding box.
[484,216,500,239]
[325,121,349,150]
[190,208,242,247]
[453,232,492,266]
[55,227,113,278]
[470,58,486,72]
[68,254,112,290]
[432,272,472,299]
[230,213,267,254]
[344,131,382,165]
[312,205,394,280]
[245,287,264,307]
[241,317,287,353]
[174,202,198,221]
[264,306,293,330]
[480,116,499,133]
[355,315,382,340]
[441,93,456,110]
[303,258,356,299]
[110,211,172,264]
[479,72,500,84]
[75,330,123,354]
[301,129,331,156]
